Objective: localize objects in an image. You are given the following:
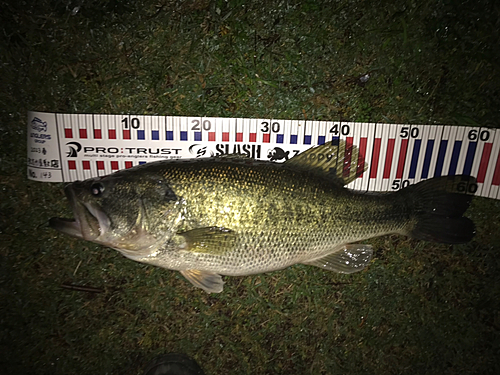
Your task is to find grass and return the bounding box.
[1,0,500,374]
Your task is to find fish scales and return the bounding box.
[139,158,410,276]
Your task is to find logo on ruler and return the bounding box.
[66,142,82,157]
[31,117,47,132]
[215,144,262,159]
[189,144,214,158]
[268,147,290,161]
[29,117,51,144]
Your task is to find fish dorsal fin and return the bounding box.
[218,153,252,160]
[284,139,367,186]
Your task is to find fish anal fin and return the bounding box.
[180,269,224,293]
[303,244,373,274]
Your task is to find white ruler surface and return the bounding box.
[27,111,500,199]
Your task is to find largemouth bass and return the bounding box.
[50,141,476,293]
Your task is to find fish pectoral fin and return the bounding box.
[180,227,236,255]
[180,270,224,293]
[303,244,373,274]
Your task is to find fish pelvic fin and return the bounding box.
[403,175,476,244]
[284,139,367,186]
[180,270,224,293]
[303,244,373,273]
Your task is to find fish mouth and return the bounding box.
[49,184,110,241]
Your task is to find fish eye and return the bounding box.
[90,182,105,197]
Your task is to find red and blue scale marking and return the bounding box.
[61,118,500,194]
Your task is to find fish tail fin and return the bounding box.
[403,175,476,244]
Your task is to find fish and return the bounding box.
[49,140,476,293]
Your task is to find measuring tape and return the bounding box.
[27,111,500,200]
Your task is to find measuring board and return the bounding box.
[27,111,500,200]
